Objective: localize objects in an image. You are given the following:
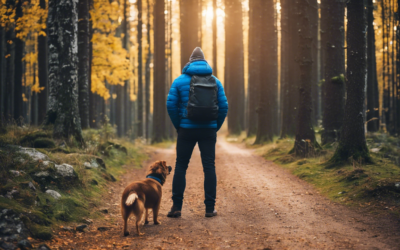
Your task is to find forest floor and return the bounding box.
[39,136,400,250]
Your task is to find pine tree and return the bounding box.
[212,0,217,77]
[13,0,23,124]
[280,0,299,138]
[225,0,245,135]
[145,0,152,139]
[366,0,379,132]
[137,0,144,137]
[293,0,319,157]
[45,0,83,144]
[330,0,370,164]
[37,0,48,125]
[247,0,260,137]
[320,0,345,145]
[180,0,200,68]
[152,0,167,143]
[78,0,90,129]
[254,0,276,144]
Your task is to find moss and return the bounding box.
[19,131,50,147]
[331,74,345,84]
[34,138,56,148]
[27,224,52,240]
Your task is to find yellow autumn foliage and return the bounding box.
[91,0,132,100]
[0,0,16,29]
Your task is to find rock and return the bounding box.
[97,227,111,232]
[62,226,74,232]
[90,159,99,168]
[95,158,106,169]
[83,219,93,224]
[19,147,49,161]
[45,190,61,200]
[28,182,36,191]
[0,242,17,250]
[54,164,75,177]
[34,171,50,177]
[370,148,381,153]
[75,224,87,232]
[41,161,52,166]
[99,208,108,214]
[6,189,19,199]
[83,162,92,168]
[18,239,33,249]
[90,179,98,185]
[395,182,400,189]
[36,244,51,250]
[33,138,56,149]
[9,170,20,177]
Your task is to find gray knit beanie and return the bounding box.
[189,47,205,62]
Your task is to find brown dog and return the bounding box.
[121,161,172,236]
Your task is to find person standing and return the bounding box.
[166,47,228,217]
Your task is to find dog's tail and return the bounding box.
[125,193,138,206]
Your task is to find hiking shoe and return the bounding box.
[167,205,181,218]
[205,210,217,217]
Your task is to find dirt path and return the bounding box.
[47,138,400,249]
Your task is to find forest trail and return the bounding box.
[47,138,400,249]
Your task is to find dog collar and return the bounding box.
[146,175,163,185]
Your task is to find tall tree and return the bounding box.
[320,0,345,145]
[330,0,370,163]
[366,0,379,132]
[309,0,319,125]
[0,26,6,121]
[293,0,319,157]
[88,0,97,128]
[180,0,200,69]
[145,0,151,139]
[247,0,260,137]
[4,0,15,122]
[212,0,217,77]
[45,0,83,144]
[225,0,245,135]
[152,0,167,143]
[78,0,90,129]
[137,0,144,137]
[254,0,275,144]
[280,0,299,138]
[123,0,131,136]
[14,0,23,123]
[37,0,48,125]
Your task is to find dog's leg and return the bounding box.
[134,200,145,236]
[144,209,149,224]
[122,209,129,236]
[153,202,161,225]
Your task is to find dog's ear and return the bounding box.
[162,161,167,168]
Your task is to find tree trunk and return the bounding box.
[366,0,379,132]
[78,0,90,129]
[212,0,217,77]
[225,0,245,135]
[247,0,260,137]
[330,0,370,164]
[88,0,97,128]
[0,27,5,122]
[137,0,144,137]
[180,0,200,69]
[46,0,83,144]
[145,0,152,139]
[38,0,48,125]
[13,0,23,124]
[254,0,275,144]
[320,0,345,145]
[309,0,319,126]
[123,0,131,136]
[280,0,299,138]
[4,0,15,123]
[293,0,319,157]
[152,0,167,143]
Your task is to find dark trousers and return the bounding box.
[172,128,217,210]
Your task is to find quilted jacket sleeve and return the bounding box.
[215,78,228,131]
[166,79,180,130]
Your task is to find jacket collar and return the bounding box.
[182,60,213,75]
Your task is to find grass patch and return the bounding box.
[0,124,147,240]
[254,135,400,215]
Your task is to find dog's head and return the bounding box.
[147,161,172,179]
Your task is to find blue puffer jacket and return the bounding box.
[166,60,228,130]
